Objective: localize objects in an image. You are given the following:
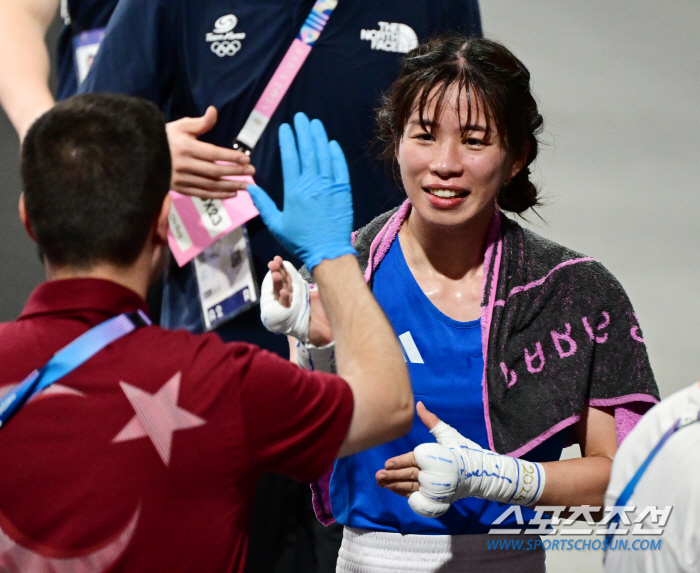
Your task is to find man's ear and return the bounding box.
[154,193,172,246]
[18,193,36,242]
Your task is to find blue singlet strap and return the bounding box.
[0,310,150,429]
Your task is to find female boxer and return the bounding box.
[255,34,659,572]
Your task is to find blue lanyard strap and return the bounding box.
[0,310,150,429]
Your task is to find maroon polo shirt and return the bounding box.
[0,278,353,572]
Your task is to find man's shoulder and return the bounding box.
[609,383,700,491]
[626,383,700,447]
[127,324,265,370]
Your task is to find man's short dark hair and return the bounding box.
[21,93,171,268]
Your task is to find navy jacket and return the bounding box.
[57,0,119,99]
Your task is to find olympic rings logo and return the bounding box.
[210,40,241,57]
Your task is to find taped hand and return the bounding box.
[247,112,357,271]
[260,259,310,342]
[406,404,546,518]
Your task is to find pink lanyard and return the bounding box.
[233,0,339,155]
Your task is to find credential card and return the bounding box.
[193,226,258,331]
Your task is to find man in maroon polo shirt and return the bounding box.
[0,93,412,572]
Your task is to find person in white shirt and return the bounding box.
[604,381,700,573]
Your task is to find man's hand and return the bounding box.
[166,106,255,199]
[247,112,356,272]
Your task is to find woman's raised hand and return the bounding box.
[260,256,311,343]
[260,255,334,347]
[268,256,293,308]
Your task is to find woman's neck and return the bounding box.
[400,205,495,280]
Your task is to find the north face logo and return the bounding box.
[360,22,418,53]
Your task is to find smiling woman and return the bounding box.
[377,34,542,216]
[397,89,517,226]
[262,33,659,572]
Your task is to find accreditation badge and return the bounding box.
[73,28,106,84]
[193,225,259,331]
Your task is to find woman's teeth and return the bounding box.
[427,188,466,198]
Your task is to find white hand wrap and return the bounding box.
[296,341,336,374]
[260,261,311,343]
[408,421,545,518]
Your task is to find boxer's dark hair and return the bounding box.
[376,33,543,214]
[21,93,171,268]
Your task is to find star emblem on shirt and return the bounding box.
[112,372,205,466]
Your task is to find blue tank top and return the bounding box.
[330,237,565,534]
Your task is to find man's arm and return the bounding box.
[262,253,411,455]
[248,112,413,459]
[0,0,58,140]
[313,255,412,457]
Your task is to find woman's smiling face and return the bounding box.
[397,84,524,231]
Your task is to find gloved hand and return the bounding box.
[247,112,357,271]
[260,260,311,342]
[408,414,546,518]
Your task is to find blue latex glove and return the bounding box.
[247,112,357,271]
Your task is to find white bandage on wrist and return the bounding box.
[260,261,310,343]
[296,341,336,374]
[408,421,545,518]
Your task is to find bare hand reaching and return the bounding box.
[166,106,255,199]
